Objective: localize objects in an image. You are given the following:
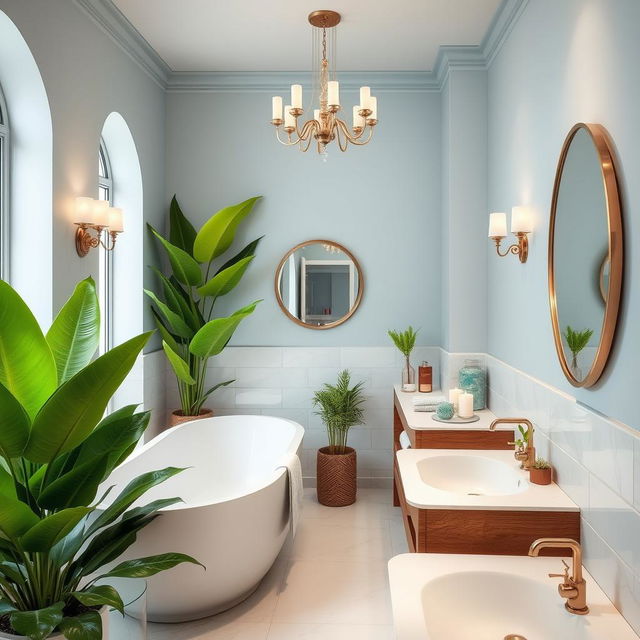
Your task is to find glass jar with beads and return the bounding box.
[458,358,487,411]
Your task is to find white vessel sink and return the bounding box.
[388,554,638,640]
[417,454,527,496]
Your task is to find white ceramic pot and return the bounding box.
[0,607,109,639]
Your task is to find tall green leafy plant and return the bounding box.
[388,326,419,383]
[563,325,594,370]
[146,195,263,417]
[312,371,366,454]
[0,278,201,640]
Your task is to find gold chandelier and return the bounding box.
[270,10,378,157]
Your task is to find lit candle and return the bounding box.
[75,197,95,224]
[272,96,283,121]
[511,206,532,233]
[327,80,340,106]
[291,84,302,109]
[488,212,507,238]
[368,96,377,120]
[353,105,364,129]
[284,105,295,129]
[107,207,124,233]
[448,387,461,411]
[91,199,110,227]
[360,86,371,108]
[458,392,474,419]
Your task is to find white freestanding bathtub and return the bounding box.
[100,415,304,623]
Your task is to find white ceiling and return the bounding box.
[112,0,503,72]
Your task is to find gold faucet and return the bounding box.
[489,418,535,470]
[528,538,588,615]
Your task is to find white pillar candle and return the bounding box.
[107,207,124,233]
[360,86,371,108]
[314,109,320,122]
[284,105,295,129]
[448,387,461,411]
[511,206,532,233]
[458,392,474,419]
[272,96,283,120]
[327,80,340,106]
[291,84,302,109]
[488,212,507,237]
[368,96,377,119]
[353,105,365,129]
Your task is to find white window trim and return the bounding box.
[98,138,114,354]
[0,84,9,281]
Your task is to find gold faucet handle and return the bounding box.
[548,560,571,583]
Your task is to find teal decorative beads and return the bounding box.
[436,402,454,420]
[458,359,487,410]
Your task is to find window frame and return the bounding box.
[0,84,10,281]
[98,138,114,354]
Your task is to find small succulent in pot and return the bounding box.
[530,458,553,485]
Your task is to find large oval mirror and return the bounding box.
[275,240,364,329]
[549,123,623,387]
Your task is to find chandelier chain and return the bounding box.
[322,27,327,61]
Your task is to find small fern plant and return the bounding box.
[532,457,551,470]
[388,326,419,384]
[563,326,594,370]
[313,370,366,454]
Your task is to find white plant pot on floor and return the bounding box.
[0,607,109,640]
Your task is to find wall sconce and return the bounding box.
[74,197,124,257]
[488,206,532,263]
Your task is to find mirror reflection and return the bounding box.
[275,240,363,329]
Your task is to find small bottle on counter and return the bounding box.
[418,361,433,393]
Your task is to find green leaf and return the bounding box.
[0,463,17,499]
[72,585,124,615]
[0,383,30,459]
[150,307,182,354]
[200,380,234,405]
[0,495,39,539]
[10,602,64,640]
[215,236,264,275]
[50,520,86,567]
[162,342,195,385]
[0,280,57,419]
[150,267,199,331]
[87,467,184,536]
[20,507,91,552]
[193,196,261,263]
[197,256,255,298]
[0,600,17,615]
[101,553,204,579]
[37,455,110,510]
[120,497,183,524]
[189,302,260,359]
[144,290,193,339]
[24,333,152,464]
[46,278,100,385]
[169,195,197,256]
[58,610,102,640]
[148,225,202,286]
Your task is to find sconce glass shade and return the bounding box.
[107,207,124,233]
[75,197,96,224]
[511,206,533,233]
[488,212,508,237]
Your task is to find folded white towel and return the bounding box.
[412,394,446,407]
[414,404,437,412]
[399,431,411,449]
[277,453,303,538]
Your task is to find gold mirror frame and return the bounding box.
[274,239,365,330]
[548,123,624,388]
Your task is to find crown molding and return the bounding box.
[73,0,171,88]
[74,0,528,93]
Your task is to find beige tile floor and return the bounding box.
[145,487,407,639]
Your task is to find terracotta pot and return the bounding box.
[316,446,357,507]
[0,607,109,639]
[169,408,213,427]
[529,466,552,485]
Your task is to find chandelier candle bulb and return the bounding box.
[284,105,295,129]
[272,96,283,121]
[314,109,320,122]
[327,80,340,106]
[360,86,371,107]
[291,84,302,109]
[368,96,378,120]
[489,212,507,237]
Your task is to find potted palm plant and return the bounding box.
[147,195,263,426]
[388,326,419,392]
[312,370,366,507]
[0,278,201,640]
[563,326,594,380]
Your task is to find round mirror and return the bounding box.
[275,240,364,329]
[549,123,623,387]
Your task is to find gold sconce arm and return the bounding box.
[75,224,121,257]
[491,232,529,263]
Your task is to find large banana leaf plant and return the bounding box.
[0,278,201,640]
[146,195,263,417]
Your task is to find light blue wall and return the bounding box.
[487,0,640,428]
[165,89,442,346]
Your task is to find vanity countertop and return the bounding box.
[396,448,579,512]
[393,385,506,431]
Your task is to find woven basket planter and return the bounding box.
[316,446,357,507]
[169,408,213,427]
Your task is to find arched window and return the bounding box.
[98,139,113,354]
[0,83,8,280]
